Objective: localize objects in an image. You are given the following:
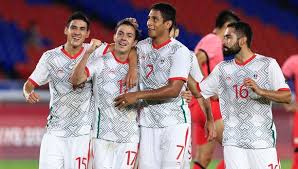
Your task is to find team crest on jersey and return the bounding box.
[57,69,65,78]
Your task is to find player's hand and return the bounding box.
[284,103,298,113]
[205,119,216,142]
[88,39,102,53]
[181,90,192,103]
[114,92,138,109]
[125,67,138,89]
[24,91,40,104]
[243,78,263,95]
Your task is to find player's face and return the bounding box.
[170,27,179,38]
[147,10,169,38]
[64,19,90,48]
[114,24,137,54]
[223,27,241,56]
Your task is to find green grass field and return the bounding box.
[0,159,292,169]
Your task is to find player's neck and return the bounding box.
[213,28,225,40]
[152,33,171,47]
[64,43,83,56]
[235,48,255,64]
[113,50,129,63]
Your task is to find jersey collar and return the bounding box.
[61,46,84,59]
[235,54,256,66]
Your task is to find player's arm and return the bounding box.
[244,78,291,103]
[188,76,216,141]
[114,79,186,108]
[196,49,207,66]
[70,39,101,85]
[23,80,40,104]
[126,47,138,89]
[244,59,292,104]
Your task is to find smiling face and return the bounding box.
[147,9,171,39]
[64,19,90,48]
[114,24,137,54]
[223,27,241,56]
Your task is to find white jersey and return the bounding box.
[199,54,290,149]
[86,51,139,143]
[137,37,192,128]
[190,51,204,83]
[29,43,105,137]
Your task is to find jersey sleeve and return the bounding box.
[28,52,50,87]
[194,34,221,59]
[269,59,290,91]
[282,56,297,78]
[169,47,192,81]
[190,52,204,83]
[199,64,220,98]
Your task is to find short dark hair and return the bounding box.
[227,22,253,48]
[115,18,141,41]
[151,3,176,30]
[215,10,240,29]
[66,11,90,30]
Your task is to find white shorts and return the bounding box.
[93,139,139,169]
[224,145,280,169]
[39,133,91,169]
[139,123,191,169]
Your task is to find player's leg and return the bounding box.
[292,112,298,169]
[247,147,280,169]
[224,145,250,169]
[138,127,161,169]
[65,134,90,169]
[113,142,139,169]
[39,133,64,169]
[161,123,191,169]
[93,139,114,169]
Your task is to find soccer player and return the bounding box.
[281,54,298,169]
[192,10,240,169]
[23,12,97,169]
[70,18,141,169]
[114,3,216,169]
[198,21,291,169]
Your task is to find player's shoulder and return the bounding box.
[137,37,152,48]
[201,33,221,43]
[41,45,64,60]
[255,53,276,63]
[170,38,189,52]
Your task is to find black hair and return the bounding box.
[151,3,176,31]
[227,22,253,48]
[215,10,240,29]
[66,11,90,30]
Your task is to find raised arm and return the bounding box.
[70,39,101,85]
[126,47,138,89]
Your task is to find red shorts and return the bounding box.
[189,97,221,145]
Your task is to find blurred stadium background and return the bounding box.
[0,0,297,168]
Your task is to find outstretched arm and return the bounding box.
[114,80,185,108]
